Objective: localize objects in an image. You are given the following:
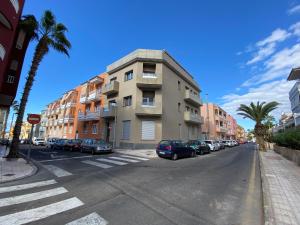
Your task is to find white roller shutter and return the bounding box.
[141,121,155,140]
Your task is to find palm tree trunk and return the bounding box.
[9,112,15,139]
[255,123,267,152]
[2,107,10,138]
[7,42,47,158]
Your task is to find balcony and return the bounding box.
[53,120,58,126]
[216,126,228,133]
[184,90,202,106]
[86,111,101,120]
[58,118,64,124]
[55,108,60,114]
[78,112,86,121]
[100,107,116,118]
[60,104,66,110]
[80,95,88,104]
[135,103,162,117]
[136,73,162,89]
[90,76,104,84]
[102,81,119,95]
[184,112,202,124]
[64,115,74,123]
[65,102,76,108]
[87,89,101,102]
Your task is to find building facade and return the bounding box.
[45,73,108,140]
[287,68,300,127]
[236,125,246,142]
[101,49,202,148]
[201,103,237,140]
[0,0,31,136]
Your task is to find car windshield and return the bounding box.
[36,139,44,141]
[205,141,212,144]
[95,140,106,145]
[171,141,184,147]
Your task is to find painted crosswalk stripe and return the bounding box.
[66,212,108,225]
[109,156,139,163]
[0,197,83,225]
[120,155,149,161]
[0,180,57,194]
[44,165,72,177]
[81,160,113,169]
[97,158,128,165]
[0,187,68,207]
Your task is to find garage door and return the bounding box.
[141,121,155,140]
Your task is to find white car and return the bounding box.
[32,138,45,146]
[205,140,217,151]
[46,138,58,148]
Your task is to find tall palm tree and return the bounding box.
[8,11,71,158]
[237,101,279,151]
[8,101,20,139]
[2,101,19,138]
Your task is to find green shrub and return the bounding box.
[272,128,300,150]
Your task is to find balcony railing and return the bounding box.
[58,118,64,124]
[64,115,74,123]
[80,95,88,104]
[184,112,202,124]
[60,104,66,110]
[135,103,162,117]
[55,108,60,114]
[100,107,116,118]
[86,111,101,120]
[184,90,202,106]
[87,89,101,102]
[65,102,76,108]
[53,120,58,126]
[102,81,119,95]
[136,73,162,89]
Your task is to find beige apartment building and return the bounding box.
[101,49,203,149]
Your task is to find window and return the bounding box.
[109,100,116,107]
[86,105,91,112]
[142,91,155,106]
[178,81,181,90]
[143,63,156,74]
[123,96,132,107]
[95,104,101,112]
[0,44,6,61]
[178,103,181,112]
[195,110,198,115]
[186,106,190,112]
[7,75,15,84]
[92,124,98,134]
[141,121,155,140]
[110,77,117,83]
[69,125,73,134]
[185,86,189,90]
[122,120,131,140]
[63,126,67,134]
[83,123,88,134]
[124,70,133,81]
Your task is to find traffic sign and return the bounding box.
[27,114,41,124]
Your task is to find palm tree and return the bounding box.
[2,101,19,139]
[8,11,71,158]
[8,101,20,139]
[237,101,279,151]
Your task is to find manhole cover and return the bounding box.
[3,173,15,177]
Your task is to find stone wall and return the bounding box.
[274,145,300,166]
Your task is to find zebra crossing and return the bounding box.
[0,179,108,225]
[43,154,150,178]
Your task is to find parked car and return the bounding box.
[20,139,31,144]
[52,139,68,150]
[0,138,9,145]
[32,137,45,146]
[222,140,232,147]
[80,139,112,154]
[156,140,196,160]
[46,138,59,149]
[187,140,210,155]
[217,140,225,150]
[204,140,217,151]
[64,139,82,151]
[233,140,239,146]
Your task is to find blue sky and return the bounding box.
[14,0,300,130]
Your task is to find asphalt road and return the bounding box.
[0,144,263,225]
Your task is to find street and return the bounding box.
[0,144,263,225]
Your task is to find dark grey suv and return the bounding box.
[80,139,112,155]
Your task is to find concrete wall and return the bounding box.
[274,145,300,166]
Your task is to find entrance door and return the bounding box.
[105,121,110,142]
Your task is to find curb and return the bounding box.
[258,150,276,225]
[0,153,39,184]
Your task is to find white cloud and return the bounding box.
[246,43,276,65]
[257,29,290,47]
[221,80,295,120]
[290,22,300,36]
[287,4,300,15]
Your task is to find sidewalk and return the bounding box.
[259,150,300,225]
[115,149,157,159]
[0,145,37,183]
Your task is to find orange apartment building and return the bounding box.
[201,103,237,140]
[45,73,108,139]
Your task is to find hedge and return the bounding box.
[272,128,300,150]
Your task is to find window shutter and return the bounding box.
[141,121,155,140]
[122,121,131,140]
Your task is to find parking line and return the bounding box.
[0,187,68,207]
[96,158,127,165]
[81,160,113,169]
[0,180,57,194]
[43,165,73,177]
[0,197,84,225]
[120,155,149,161]
[66,212,108,225]
[109,156,139,163]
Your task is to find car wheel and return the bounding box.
[200,150,204,155]
[172,153,178,160]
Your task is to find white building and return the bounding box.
[287,68,300,127]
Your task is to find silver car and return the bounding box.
[80,139,112,155]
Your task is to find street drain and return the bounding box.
[3,173,15,177]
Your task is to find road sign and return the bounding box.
[27,114,41,124]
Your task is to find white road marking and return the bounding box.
[0,187,68,207]
[66,212,108,225]
[0,180,57,194]
[81,160,113,169]
[120,155,149,161]
[0,197,84,225]
[39,155,93,163]
[43,165,72,177]
[97,158,128,165]
[109,156,139,163]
